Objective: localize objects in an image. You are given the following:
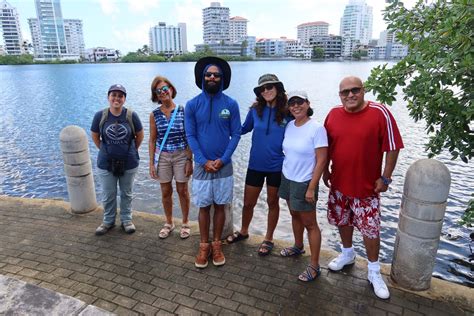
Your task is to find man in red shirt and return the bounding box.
[323,76,404,299]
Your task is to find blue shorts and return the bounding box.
[191,162,234,207]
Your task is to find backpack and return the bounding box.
[99,107,135,137]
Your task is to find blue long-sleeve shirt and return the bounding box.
[185,90,241,165]
[242,105,290,172]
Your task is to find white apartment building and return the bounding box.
[0,0,24,55]
[256,38,287,57]
[229,16,248,42]
[340,0,373,46]
[297,21,329,45]
[64,19,85,58]
[149,22,187,56]
[29,0,83,60]
[285,40,312,59]
[203,2,229,44]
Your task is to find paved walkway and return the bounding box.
[0,196,472,315]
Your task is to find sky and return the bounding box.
[8,0,416,54]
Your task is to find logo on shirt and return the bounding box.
[105,123,128,141]
[219,109,230,119]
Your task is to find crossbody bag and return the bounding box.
[154,106,179,168]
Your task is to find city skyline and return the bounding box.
[7,0,417,54]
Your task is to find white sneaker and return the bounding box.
[328,252,356,271]
[368,270,390,299]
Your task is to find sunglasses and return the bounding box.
[339,87,363,97]
[155,86,170,95]
[204,72,222,78]
[258,83,275,93]
[288,98,306,107]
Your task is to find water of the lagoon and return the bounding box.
[0,61,472,287]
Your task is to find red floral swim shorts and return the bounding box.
[327,189,381,239]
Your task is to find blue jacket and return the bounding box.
[242,106,290,172]
[185,80,241,165]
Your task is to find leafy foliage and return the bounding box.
[0,54,34,65]
[312,47,325,59]
[366,0,473,226]
[366,0,473,163]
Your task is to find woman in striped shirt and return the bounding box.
[149,76,193,239]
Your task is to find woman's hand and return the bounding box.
[185,160,193,177]
[149,164,158,179]
[305,187,316,204]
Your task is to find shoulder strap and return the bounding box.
[159,106,179,152]
[126,108,135,137]
[99,108,109,134]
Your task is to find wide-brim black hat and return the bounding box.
[194,56,231,90]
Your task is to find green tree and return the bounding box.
[352,51,361,60]
[365,0,473,226]
[312,47,325,59]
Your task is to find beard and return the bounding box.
[204,80,220,94]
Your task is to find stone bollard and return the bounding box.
[59,125,98,214]
[210,204,234,240]
[391,159,451,290]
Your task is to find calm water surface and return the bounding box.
[1,61,472,286]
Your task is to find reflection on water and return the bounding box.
[0,61,472,286]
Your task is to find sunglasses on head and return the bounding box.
[204,72,222,78]
[259,83,275,93]
[155,86,170,95]
[288,98,306,107]
[339,87,363,97]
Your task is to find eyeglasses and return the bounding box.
[259,84,275,93]
[204,72,222,78]
[155,86,170,95]
[288,98,306,107]
[339,87,363,97]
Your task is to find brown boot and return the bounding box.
[195,243,211,268]
[211,241,226,266]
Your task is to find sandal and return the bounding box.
[180,224,191,239]
[159,223,175,239]
[298,264,321,282]
[258,240,274,256]
[226,231,249,244]
[280,245,306,257]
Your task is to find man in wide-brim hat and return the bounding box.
[184,56,241,269]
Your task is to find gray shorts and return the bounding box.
[191,162,234,207]
[156,149,190,183]
[279,174,318,211]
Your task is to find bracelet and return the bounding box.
[380,176,392,186]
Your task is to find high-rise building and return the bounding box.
[64,19,85,58]
[202,2,229,44]
[340,0,373,45]
[229,16,248,42]
[149,22,187,56]
[29,0,83,60]
[297,21,329,44]
[0,1,25,55]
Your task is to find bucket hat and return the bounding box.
[194,56,231,90]
[253,74,285,96]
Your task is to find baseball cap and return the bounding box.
[287,90,308,100]
[108,84,127,96]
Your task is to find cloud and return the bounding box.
[97,0,120,15]
[112,21,155,53]
[126,0,160,13]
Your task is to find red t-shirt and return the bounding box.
[324,101,404,198]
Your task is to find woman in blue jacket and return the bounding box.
[227,74,290,256]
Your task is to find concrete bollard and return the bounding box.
[210,204,233,240]
[59,125,98,214]
[391,158,451,290]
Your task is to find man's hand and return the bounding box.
[374,178,389,193]
[204,160,218,173]
[212,159,223,171]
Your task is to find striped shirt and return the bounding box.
[153,105,187,152]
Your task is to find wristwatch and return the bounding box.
[380,176,392,186]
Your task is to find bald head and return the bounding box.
[339,76,364,91]
[338,75,367,113]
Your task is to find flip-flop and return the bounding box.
[159,223,175,239]
[226,231,249,244]
[298,264,321,282]
[180,224,191,239]
[258,240,274,256]
[280,245,306,257]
